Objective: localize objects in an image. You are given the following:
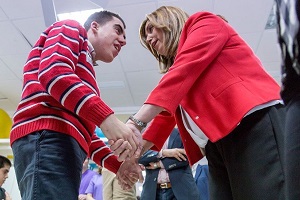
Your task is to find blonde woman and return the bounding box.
[116,6,286,200]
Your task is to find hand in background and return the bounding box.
[5,191,12,200]
[86,194,95,200]
[163,148,187,161]
[146,161,161,170]
[78,194,87,200]
[116,157,143,190]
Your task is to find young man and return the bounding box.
[10,10,140,199]
[0,155,12,200]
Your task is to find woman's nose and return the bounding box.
[146,35,152,43]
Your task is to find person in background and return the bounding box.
[115,6,286,200]
[79,158,97,200]
[0,155,12,200]
[10,10,141,200]
[275,1,300,199]
[102,167,137,200]
[138,128,199,200]
[85,165,103,200]
[194,164,209,200]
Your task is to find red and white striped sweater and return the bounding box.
[10,20,121,173]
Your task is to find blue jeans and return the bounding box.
[12,130,86,200]
[156,188,176,200]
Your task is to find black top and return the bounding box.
[0,187,6,200]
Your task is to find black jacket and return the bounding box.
[0,187,6,200]
[139,129,200,200]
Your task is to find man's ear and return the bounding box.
[91,21,99,33]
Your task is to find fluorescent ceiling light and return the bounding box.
[57,8,103,25]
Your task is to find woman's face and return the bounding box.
[144,21,166,56]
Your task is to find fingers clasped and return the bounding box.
[109,124,143,162]
[116,158,143,190]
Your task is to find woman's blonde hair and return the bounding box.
[139,6,189,73]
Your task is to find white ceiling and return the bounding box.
[0,0,281,117]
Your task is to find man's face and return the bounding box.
[89,16,126,63]
[0,163,10,186]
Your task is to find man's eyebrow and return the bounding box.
[114,24,126,39]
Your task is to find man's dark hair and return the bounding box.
[84,10,126,30]
[0,155,11,168]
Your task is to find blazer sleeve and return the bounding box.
[143,111,176,151]
[138,150,160,166]
[161,155,189,171]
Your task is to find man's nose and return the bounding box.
[119,36,126,46]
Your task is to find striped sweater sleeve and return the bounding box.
[37,20,113,126]
[90,133,122,174]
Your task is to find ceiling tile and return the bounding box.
[119,43,159,72]
[0,21,32,55]
[95,57,123,74]
[214,0,274,34]
[0,79,22,106]
[0,0,43,19]
[256,29,281,63]
[126,70,163,105]
[0,6,8,21]
[108,2,157,44]
[158,0,214,14]
[0,54,27,79]
[0,59,19,80]
[13,17,47,46]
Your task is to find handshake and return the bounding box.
[100,114,148,190]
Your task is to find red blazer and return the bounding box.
[143,12,281,165]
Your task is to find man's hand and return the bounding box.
[109,122,143,161]
[163,148,187,161]
[125,122,143,158]
[100,115,141,161]
[116,157,143,190]
[108,139,132,162]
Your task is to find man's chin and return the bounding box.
[104,55,116,63]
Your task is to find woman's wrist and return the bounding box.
[128,115,147,130]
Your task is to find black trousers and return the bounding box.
[284,95,300,200]
[206,104,285,200]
